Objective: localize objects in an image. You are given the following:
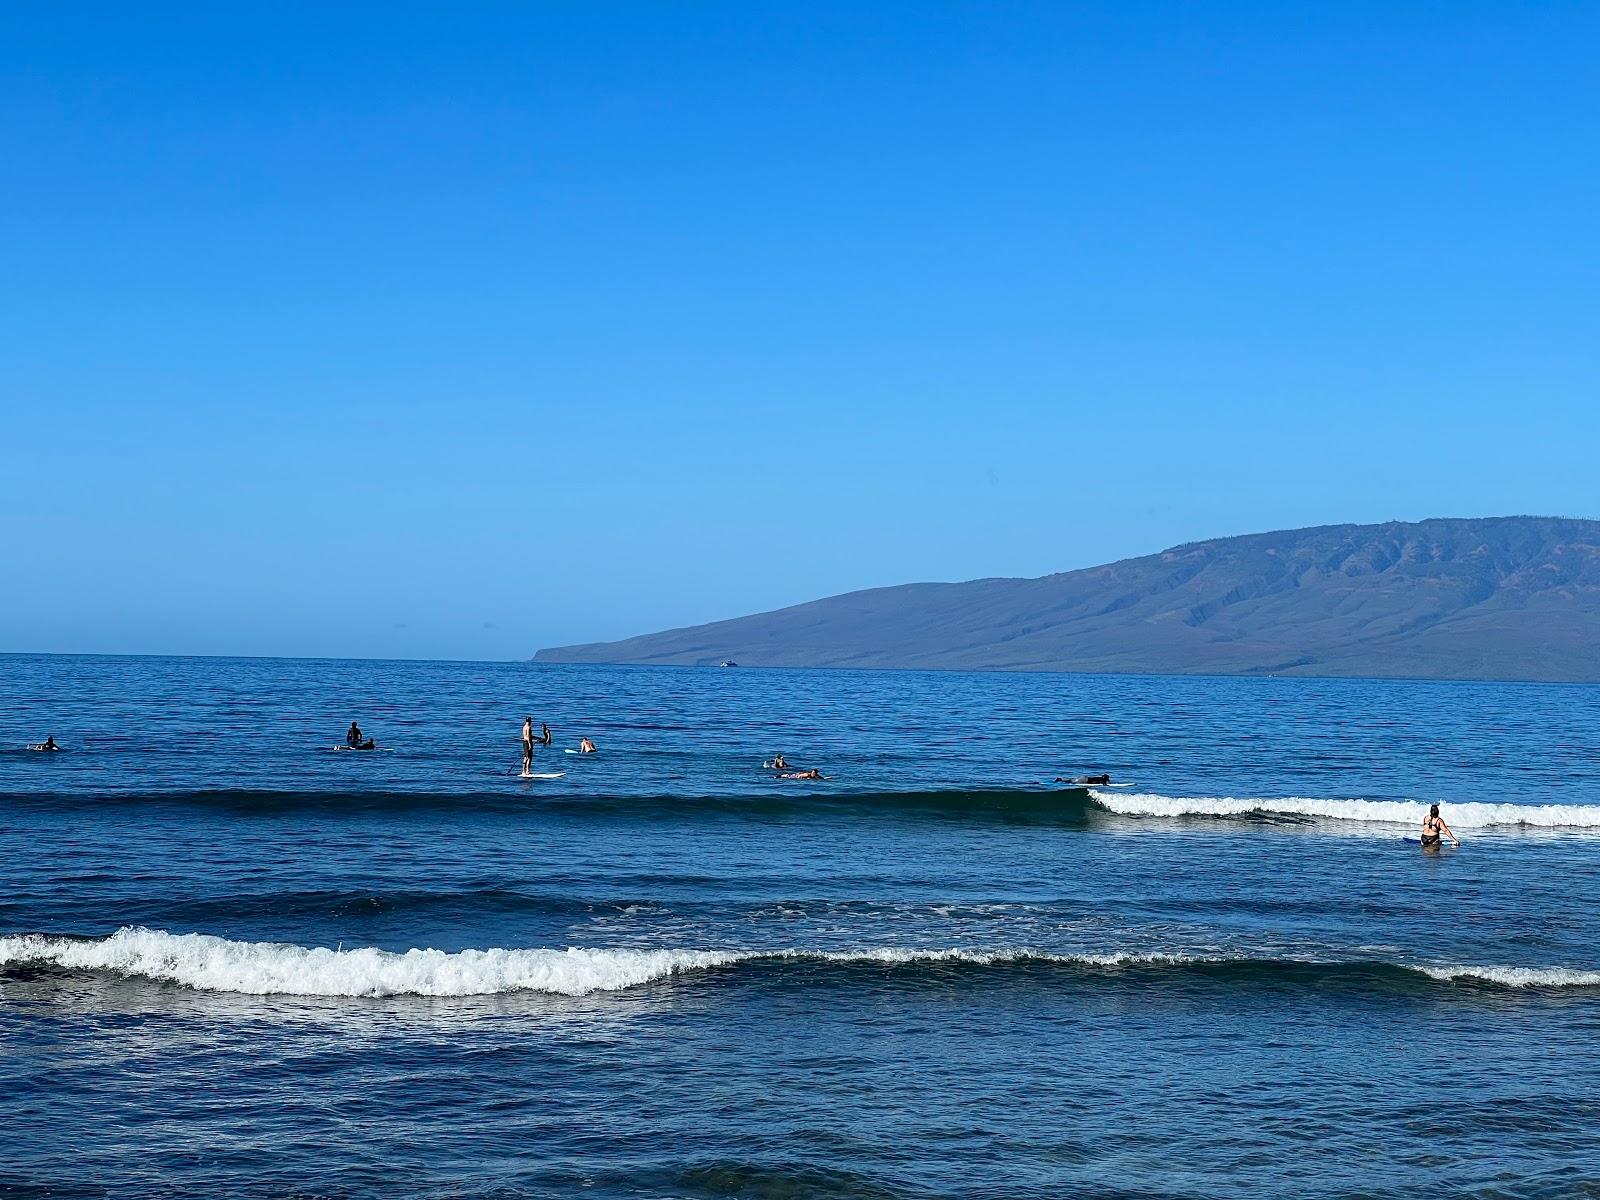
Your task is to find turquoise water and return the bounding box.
[4,655,1599,1197]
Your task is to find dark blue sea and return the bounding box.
[4,654,1600,1198]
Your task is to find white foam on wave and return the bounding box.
[1420,964,1600,988]
[4,928,1597,995]
[0,930,1194,996]
[0,928,740,998]
[1088,790,1600,830]
[802,947,1194,968]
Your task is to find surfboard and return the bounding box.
[330,745,392,752]
[519,771,566,779]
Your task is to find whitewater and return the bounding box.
[6,928,1600,997]
[1088,789,1600,829]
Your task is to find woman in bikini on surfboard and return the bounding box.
[1420,803,1459,849]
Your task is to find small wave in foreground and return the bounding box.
[1089,790,1600,829]
[3,928,1597,998]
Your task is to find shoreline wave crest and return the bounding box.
[3,928,1598,998]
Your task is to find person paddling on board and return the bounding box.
[780,768,824,780]
[1420,803,1459,849]
[521,717,535,775]
[578,737,597,754]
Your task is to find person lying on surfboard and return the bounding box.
[1054,773,1111,785]
[1420,803,1459,848]
[779,768,824,780]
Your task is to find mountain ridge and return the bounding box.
[535,516,1600,682]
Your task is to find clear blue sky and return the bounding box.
[4,3,1596,659]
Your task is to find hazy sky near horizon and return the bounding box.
[5,3,1597,659]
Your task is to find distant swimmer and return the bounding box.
[764,754,790,770]
[1054,774,1111,786]
[578,737,597,754]
[1420,803,1460,849]
[779,768,824,780]
[540,723,553,746]
[29,735,59,752]
[522,717,535,775]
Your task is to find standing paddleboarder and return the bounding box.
[521,716,535,776]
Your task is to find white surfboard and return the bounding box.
[520,771,566,780]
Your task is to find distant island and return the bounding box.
[535,516,1600,682]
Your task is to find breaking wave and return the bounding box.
[2,928,1597,998]
[1088,790,1600,830]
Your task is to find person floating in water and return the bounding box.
[522,717,535,775]
[578,737,597,754]
[540,723,552,746]
[344,721,376,751]
[1420,803,1459,849]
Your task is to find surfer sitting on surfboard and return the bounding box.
[764,754,790,770]
[345,721,376,751]
[578,737,597,754]
[30,735,59,752]
[1421,803,1460,849]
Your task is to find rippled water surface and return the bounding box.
[4,655,1600,1198]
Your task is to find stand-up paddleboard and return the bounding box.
[519,771,565,780]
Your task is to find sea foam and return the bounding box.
[0,928,738,998]
[1420,963,1600,988]
[3,928,1598,997]
[1088,790,1600,829]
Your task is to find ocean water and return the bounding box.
[4,654,1600,1198]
